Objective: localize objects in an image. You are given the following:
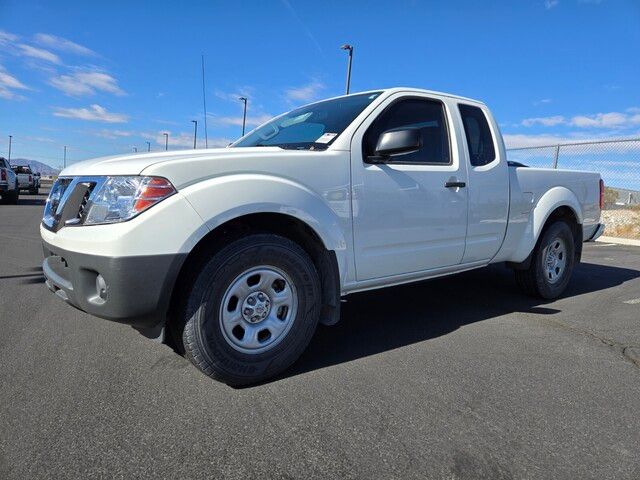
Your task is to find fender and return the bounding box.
[180,173,349,282]
[508,186,583,263]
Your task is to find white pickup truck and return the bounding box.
[12,165,38,194]
[0,157,19,204]
[41,88,604,385]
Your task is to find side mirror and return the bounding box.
[367,128,421,163]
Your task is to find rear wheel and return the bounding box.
[182,234,321,386]
[514,220,576,299]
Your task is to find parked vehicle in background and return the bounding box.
[40,88,604,386]
[12,165,38,194]
[33,172,41,191]
[0,157,19,204]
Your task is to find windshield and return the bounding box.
[232,92,382,150]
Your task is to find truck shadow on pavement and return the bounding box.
[282,261,640,381]
[17,196,47,206]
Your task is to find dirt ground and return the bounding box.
[602,207,640,239]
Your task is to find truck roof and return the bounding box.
[317,87,485,106]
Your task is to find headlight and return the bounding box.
[83,176,176,225]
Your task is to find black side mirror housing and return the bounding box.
[367,128,422,163]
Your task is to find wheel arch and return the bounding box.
[508,186,583,265]
[166,211,342,347]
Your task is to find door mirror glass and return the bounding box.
[371,129,421,161]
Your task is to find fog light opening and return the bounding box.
[96,274,107,300]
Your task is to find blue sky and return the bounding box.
[0,0,638,170]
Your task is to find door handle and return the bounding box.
[445,181,466,188]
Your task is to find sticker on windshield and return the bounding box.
[315,133,338,144]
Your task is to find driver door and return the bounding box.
[350,94,468,281]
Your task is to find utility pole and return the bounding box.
[133,146,138,152]
[191,120,198,149]
[201,54,209,148]
[239,97,248,136]
[340,44,353,94]
[163,133,169,151]
[146,141,151,152]
[63,146,67,169]
[7,135,12,162]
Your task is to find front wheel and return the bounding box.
[514,220,576,299]
[182,234,321,386]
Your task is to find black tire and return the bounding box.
[182,234,321,386]
[30,187,38,195]
[514,220,575,299]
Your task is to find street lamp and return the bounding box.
[133,147,138,152]
[340,44,353,95]
[191,120,198,149]
[63,146,67,169]
[146,141,151,152]
[239,97,248,136]
[163,133,169,151]
[7,135,12,162]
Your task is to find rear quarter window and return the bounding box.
[458,104,496,167]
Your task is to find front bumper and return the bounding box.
[42,240,186,328]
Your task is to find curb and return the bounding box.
[596,236,640,247]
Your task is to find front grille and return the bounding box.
[75,183,96,223]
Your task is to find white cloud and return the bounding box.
[209,113,273,128]
[519,109,640,129]
[214,86,255,103]
[93,129,135,139]
[533,98,552,106]
[53,104,128,123]
[34,33,96,57]
[16,44,61,64]
[544,0,559,9]
[142,130,232,149]
[284,80,325,103]
[49,71,125,96]
[0,30,18,45]
[570,112,637,128]
[0,65,29,100]
[503,133,569,148]
[522,115,566,127]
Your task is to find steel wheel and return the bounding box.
[543,237,567,284]
[219,266,298,354]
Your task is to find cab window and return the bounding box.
[458,104,496,166]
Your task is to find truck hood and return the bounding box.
[59,147,287,177]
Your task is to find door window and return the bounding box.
[363,98,451,164]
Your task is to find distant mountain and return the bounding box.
[8,158,60,176]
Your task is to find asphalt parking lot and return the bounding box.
[1,189,639,479]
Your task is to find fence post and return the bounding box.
[552,144,560,169]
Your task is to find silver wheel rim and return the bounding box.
[543,237,567,285]
[219,266,298,354]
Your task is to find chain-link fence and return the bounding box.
[506,138,640,240]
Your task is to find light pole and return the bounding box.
[133,147,138,152]
[146,141,151,152]
[191,120,198,149]
[63,146,67,169]
[239,97,248,136]
[340,44,353,94]
[163,133,169,151]
[7,135,12,162]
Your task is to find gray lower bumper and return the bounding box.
[586,223,605,242]
[42,241,186,328]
